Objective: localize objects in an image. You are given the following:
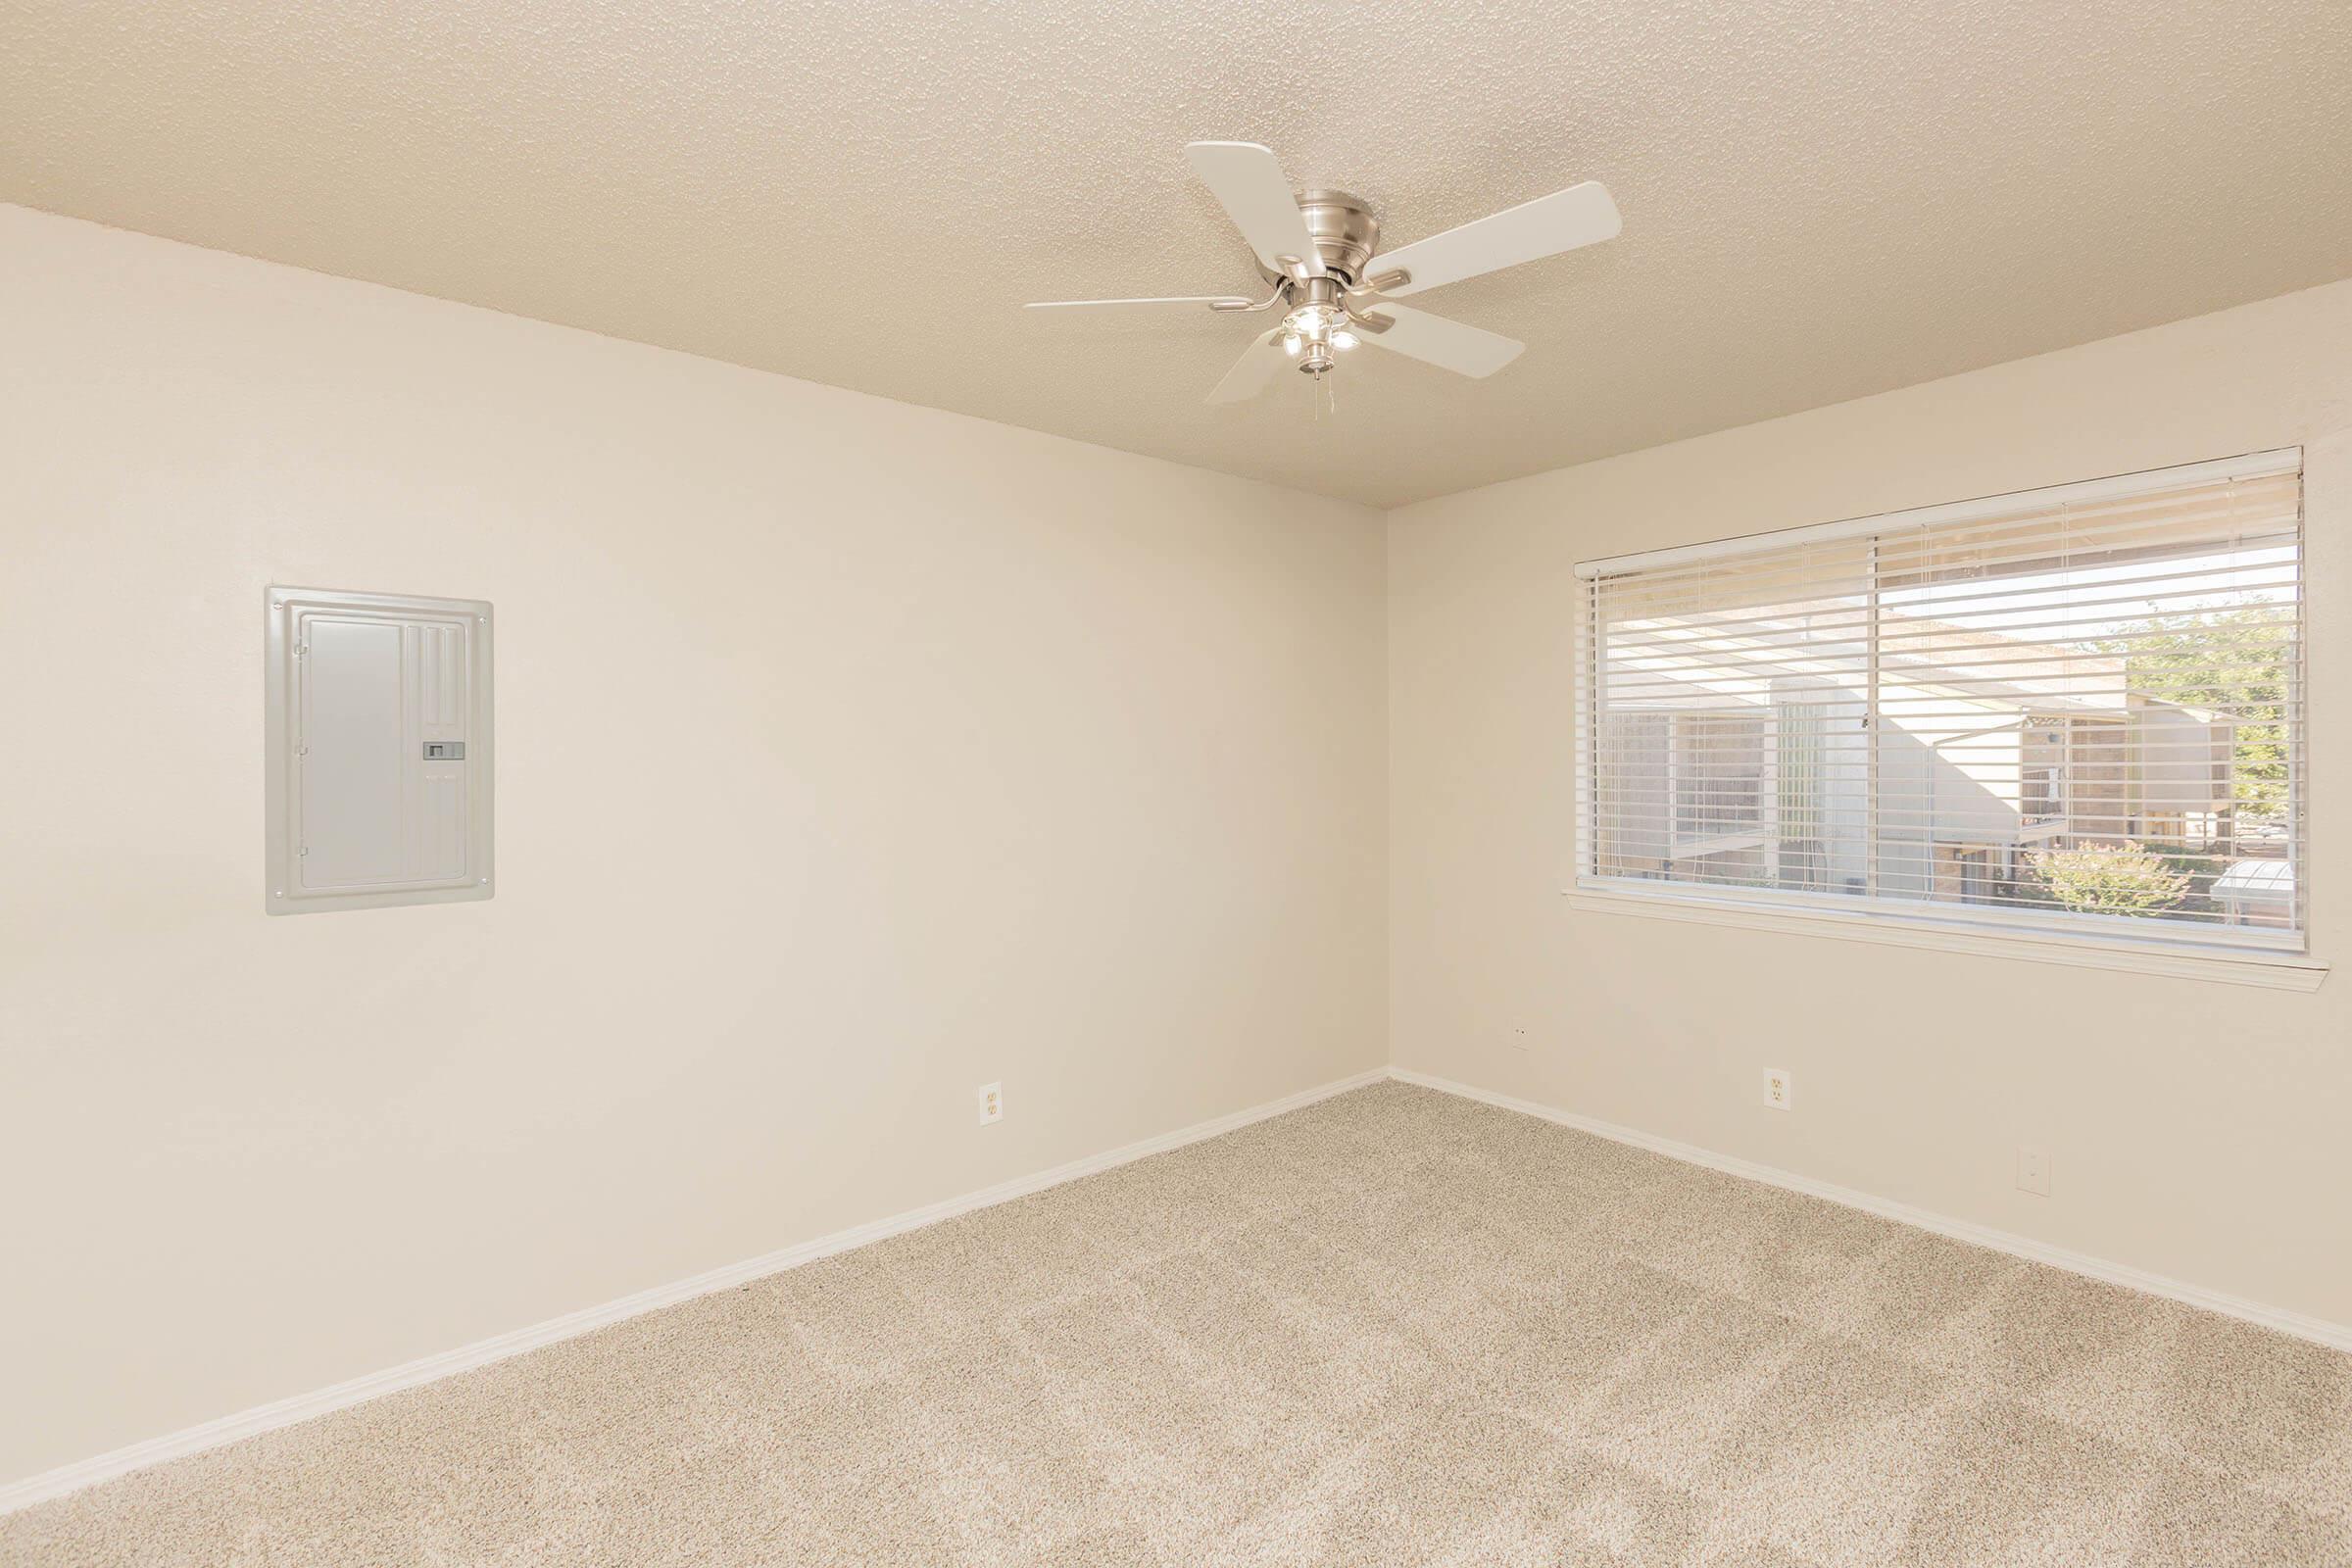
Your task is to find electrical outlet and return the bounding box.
[2016,1145,2050,1197]
[977,1082,1003,1125]
[1763,1068,1792,1110]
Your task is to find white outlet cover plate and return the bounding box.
[977,1083,1003,1124]
[2017,1145,2051,1196]
[1764,1069,1792,1109]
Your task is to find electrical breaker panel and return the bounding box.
[265,586,493,914]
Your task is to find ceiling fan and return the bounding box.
[1026,141,1620,404]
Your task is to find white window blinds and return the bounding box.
[1576,451,2305,954]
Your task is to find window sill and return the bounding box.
[1562,885,2328,992]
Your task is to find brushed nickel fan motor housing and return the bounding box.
[1257,189,1381,286]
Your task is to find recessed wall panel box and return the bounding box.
[265,586,493,914]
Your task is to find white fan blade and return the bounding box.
[1373,181,1619,297]
[1025,295,1250,312]
[1185,142,1324,278]
[1351,304,1524,378]
[1206,329,1289,404]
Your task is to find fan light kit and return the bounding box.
[1027,142,1621,408]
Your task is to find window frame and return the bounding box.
[1569,449,2325,991]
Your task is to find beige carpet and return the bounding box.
[6,1082,2349,1566]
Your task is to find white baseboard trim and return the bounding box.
[1390,1066,2352,1353]
[0,1065,1390,1517]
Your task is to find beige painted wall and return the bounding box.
[0,205,1387,1486]
[1390,278,2352,1327]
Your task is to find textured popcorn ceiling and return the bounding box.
[5,2,2350,507]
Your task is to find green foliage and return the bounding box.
[2026,841,2191,916]
[2098,605,2290,825]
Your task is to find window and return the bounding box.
[2019,716,2066,827]
[1576,451,2305,956]
[2020,766,2061,825]
[1953,847,1998,906]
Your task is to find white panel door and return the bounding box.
[300,616,409,888]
